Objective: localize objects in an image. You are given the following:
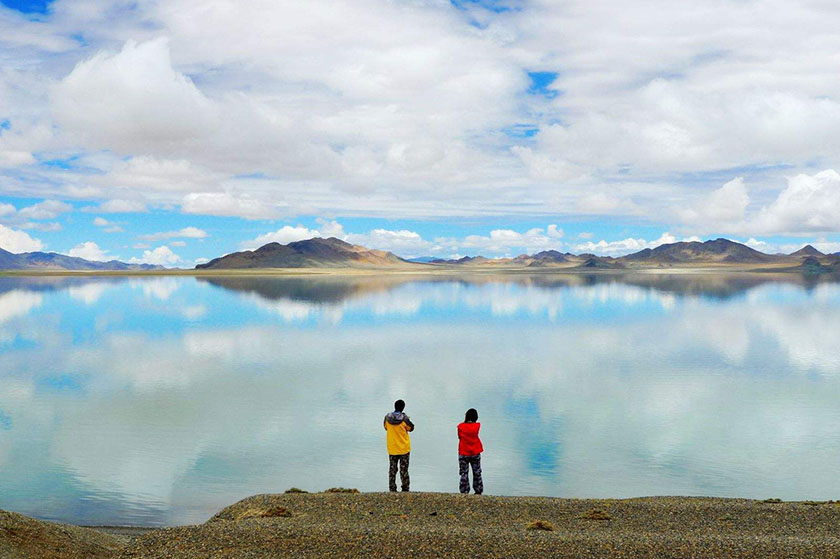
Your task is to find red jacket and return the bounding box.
[458,422,483,456]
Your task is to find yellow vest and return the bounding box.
[385,420,412,455]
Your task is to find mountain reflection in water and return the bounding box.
[0,272,838,527]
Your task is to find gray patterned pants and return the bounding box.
[459,454,483,494]
[389,453,410,492]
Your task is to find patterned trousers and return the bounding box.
[459,454,483,494]
[389,453,410,492]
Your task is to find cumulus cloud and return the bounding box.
[0,224,44,253]
[240,226,321,250]
[753,170,840,235]
[18,200,72,220]
[574,233,701,257]
[344,229,441,258]
[53,38,218,153]
[138,227,207,241]
[461,225,564,255]
[129,245,181,267]
[93,217,124,233]
[68,241,111,262]
[680,170,840,236]
[680,178,749,231]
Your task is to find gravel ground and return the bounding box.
[0,509,123,559]
[6,493,840,558]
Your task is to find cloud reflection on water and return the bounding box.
[0,273,838,526]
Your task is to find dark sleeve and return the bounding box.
[383,416,388,430]
[404,416,415,431]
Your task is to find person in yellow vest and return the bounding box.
[384,399,415,492]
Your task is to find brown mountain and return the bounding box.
[621,238,773,264]
[789,245,825,257]
[195,237,408,269]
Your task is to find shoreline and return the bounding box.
[0,264,834,277]
[5,493,840,558]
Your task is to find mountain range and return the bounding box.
[0,237,837,272]
[0,248,162,271]
[195,237,840,273]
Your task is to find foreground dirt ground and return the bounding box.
[5,492,840,558]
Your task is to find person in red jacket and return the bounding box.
[457,408,483,494]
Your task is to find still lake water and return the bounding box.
[1,272,840,526]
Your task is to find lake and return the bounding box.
[1,272,839,526]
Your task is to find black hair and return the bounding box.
[465,408,478,422]
[394,399,405,412]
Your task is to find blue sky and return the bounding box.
[2,0,840,265]
[0,0,51,15]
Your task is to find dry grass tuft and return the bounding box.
[325,487,360,493]
[526,520,554,531]
[236,506,292,520]
[580,509,611,521]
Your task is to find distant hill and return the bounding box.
[0,247,162,271]
[427,249,623,269]
[195,237,408,269]
[789,245,825,257]
[621,238,773,264]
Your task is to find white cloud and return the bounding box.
[241,226,320,250]
[93,217,124,233]
[511,146,583,182]
[53,38,218,153]
[242,221,567,257]
[681,170,840,236]
[574,233,701,257]
[0,150,35,167]
[138,226,207,241]
[680,177,750,232]
[182,192,277,219]
[461,225,564,255]
[68,241,111,262]
[88,200,147,214]
[7,0,840,233]
[0,204,15,217]
[344,229,440,258]
[18,200,72,220]
[0,290,42,323]
[129,245,181,267]
[68,283,108,305]
[753,170,840,235]
[0,224,44,253]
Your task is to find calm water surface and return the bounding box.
[1,273,839,526]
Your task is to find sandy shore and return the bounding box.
[5,492,840,558]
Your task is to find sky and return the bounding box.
[2,0,840,266]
